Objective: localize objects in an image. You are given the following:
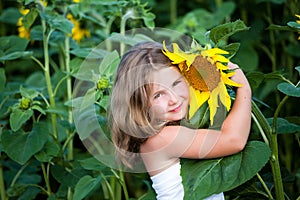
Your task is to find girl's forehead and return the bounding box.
[151,67,181,86]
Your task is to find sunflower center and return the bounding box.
[181,55,220,92]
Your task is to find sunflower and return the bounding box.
[296,14,300,40]
[17,8,30,39]
[162,42,242,125]
[67,14,91,43]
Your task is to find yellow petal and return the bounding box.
[212,54,229,63]
[207,88,219,125]
[189,87,209,119]
[216,62,228,70]
[221,71,243,87]
[202,48,229,58]
[162,42,197,68]
[218,82,231,111]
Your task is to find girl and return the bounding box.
[109,41,252,199]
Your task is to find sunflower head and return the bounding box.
[163,42,242,125]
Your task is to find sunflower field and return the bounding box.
[0,0,299,199]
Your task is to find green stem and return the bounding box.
[10,162,30,187]
[269,95,289,200]
[169,0,177,24]
[120,10,133,56]
[0,162,7,200]
[64,36,73,161]
[119,172,129,200]
[251,112,269,145]
[256,173,274,199]
[251,101,272,142]
[41,163,51,195]
[101,173,115,200]
[251,100,285,199]
[42,19,58,139]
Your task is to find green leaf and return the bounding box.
[34,137,60,162]
[287,21,300,30]
[295,66,300,74]
[51,164,88,187]
[246,71,265,90]
[277,82,300,97]
[20,85,39,99]
[267,118,300,134]
[9,107,33,131]
[79,157,107,171]
[99,50,120,75]
[0,68,6,92]
[51,15,73,34]
[221,43,240,58]
[0,51,33,61]
[22,9,38,30]
[2,122,48,165]
[30,25,43,41]
[181,141,270,199]
[0,7,21,24]
[0,36,29,54]
[210,20,250,46]
[73,175,102,200]
[267,24,296,32]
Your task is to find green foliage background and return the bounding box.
[0,0,299,199]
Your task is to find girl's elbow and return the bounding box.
[230,135,248,153]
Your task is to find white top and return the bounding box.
[150,162,225,200]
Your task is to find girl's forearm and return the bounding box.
[222,69,252,147]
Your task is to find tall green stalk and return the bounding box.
[0,163,7,200]
[252,100,285,199]
[170,0,177,24]
[41,19,58,139]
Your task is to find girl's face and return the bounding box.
[149,67,190,122]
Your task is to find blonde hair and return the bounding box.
[109,41,173,168]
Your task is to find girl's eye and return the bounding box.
[154,93,162,99]
[173,80,181,87]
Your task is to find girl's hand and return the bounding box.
[228,62,249,87]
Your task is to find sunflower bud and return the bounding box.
[19,97,31,110]
[97,77,109,91]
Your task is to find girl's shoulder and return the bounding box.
[140,126,182,153]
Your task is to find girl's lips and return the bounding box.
[170,103,182,112]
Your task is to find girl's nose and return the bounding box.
[168,90,179,105]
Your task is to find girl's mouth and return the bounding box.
[170,103,182,112]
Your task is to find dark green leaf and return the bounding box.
[22,9,38,30]
[34,137,60,162]
[0,51,33,61]
[256,0,285,4]
[0,36,29,54]
[79,157,107,171]
[99,50,120,75]
[51,15,73,34]
[9,108,33,131]
[277,82,300,97]
[182,141,270,199]
[30,25,43,41]
[51,165,88,187]
[267,24,296,32]
[221,43,240,58]
[246,71,265,90]
[0,68,6,92]
[20,86,39,99]
[267,118,300,134]
[73,175,102,200]
[0,7,21,24]
[210,20,250,46]
[287,22,300,30]
[2,122,48,165]
[295,66,300,74]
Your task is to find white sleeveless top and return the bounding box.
[150,162,225,200]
